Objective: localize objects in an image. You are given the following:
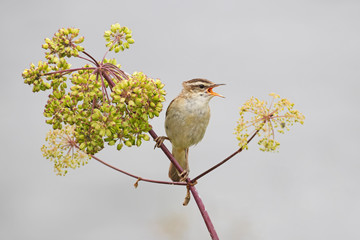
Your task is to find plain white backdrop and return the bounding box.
[1,0,359,239]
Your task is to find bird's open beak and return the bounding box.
[207,84,225,98]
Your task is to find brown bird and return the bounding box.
[161,78,224,181]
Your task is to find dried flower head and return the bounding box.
[41,125,91,176]
[235,93,305,152]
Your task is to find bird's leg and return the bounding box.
[179,148,190,181]
[179,170,189,182]
[154,136,170,149]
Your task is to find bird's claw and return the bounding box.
[179,169,189,182]
[154,136,170,149]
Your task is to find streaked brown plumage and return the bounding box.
[165,78,224,181]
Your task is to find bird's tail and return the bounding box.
[169,146,188,182]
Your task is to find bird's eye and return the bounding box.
[199,84,205,89]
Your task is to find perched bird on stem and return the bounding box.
[156,78,224,182]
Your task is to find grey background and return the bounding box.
[1,0,359,239]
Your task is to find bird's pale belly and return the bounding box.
[165,103,210,149]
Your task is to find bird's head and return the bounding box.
[182,78,225,99]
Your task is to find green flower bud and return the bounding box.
[79,143,86,150]
[135,98,142,105]
[112,95,120,102]
[53,91,62,99]
[117,143,123,150]
[105,129,112,137]
[76,45,84,51]
[124,27,131,34]
[111,24,118,33]
[74,36,84,44]
[104,31,111,37]
[125,140,132,147]
[152,95,159,101]
[143,134,150,141]
[73,28,80,35]
[126,38,135,44]
[128,100,135,106]
[44,82,51,89]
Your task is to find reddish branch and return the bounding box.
[90,153,186,186]
[148,129,220,240]
[191,128,261,182]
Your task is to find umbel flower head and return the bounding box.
[41,125,91,176]
[235,93,305,152]
[23,24,166,156]
[104,23,134,53]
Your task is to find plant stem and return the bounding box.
[90,153,186,186]
[81,50,100,67]
[148,129,185,173]
[102,72,115,89]
[149,129,219,240]
[190,186,219,240]
[43,67,95,76]
[192,128,261,182]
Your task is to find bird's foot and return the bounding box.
[154,136,170,149]
[179,169,189,182]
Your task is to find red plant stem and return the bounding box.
[190,186,219,240]
[42,67,95,76]
[81,50,100,67]
[102,72,116,89]
[192,128,261,182]
[90,153,186,186]
[148,129,219,240]
[192,147,243,183]
[148,129,185,173]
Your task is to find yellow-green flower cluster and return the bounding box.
[41,125,91,176]
[42,66,166,154]
[106,72,165,149]
[23,28,84,93]
[23,24,166,157]
[43,27,84,58]
[235,93,305,152]
[22,61,52,92]
[104,23,134,53]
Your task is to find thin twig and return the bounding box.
[76,55,97,65]
[81,50,100,67]
[191,127,261,183]
[89,152,186,186]
[42,67,95,76]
